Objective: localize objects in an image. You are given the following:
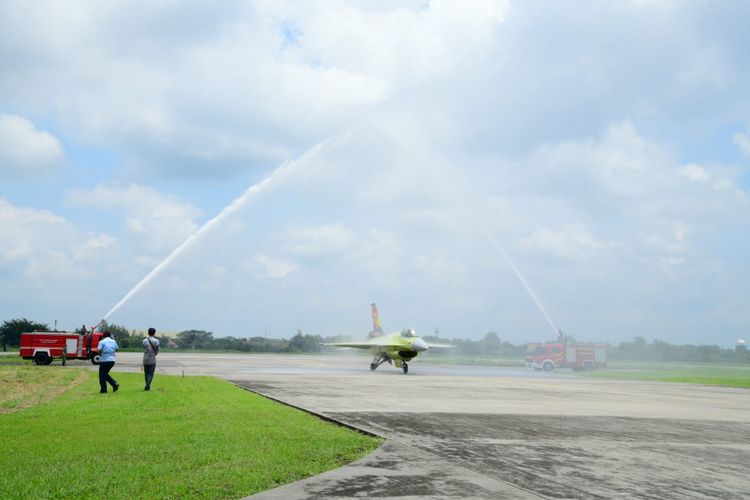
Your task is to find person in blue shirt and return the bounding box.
[96,331,119,393]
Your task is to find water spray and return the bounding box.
[437,174,561,338]
[98,132,350,325]
[465,204,561,338]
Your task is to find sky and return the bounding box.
[2,0,749,346]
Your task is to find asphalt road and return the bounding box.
[100,353,750,498]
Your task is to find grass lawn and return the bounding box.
[581,362,750,388]
[0,353,25,366]
[0,366,380,499]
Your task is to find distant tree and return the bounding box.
[0,318,49,349]
[244,336,287,352]
[106,324,132,347]
[287,330,323,352]
[735,343,749,363]
[177,330,214,349]
[633,336,648,355]
[480,331,502,356]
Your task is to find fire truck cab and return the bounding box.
[20,331,104,366]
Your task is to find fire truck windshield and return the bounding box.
[527,345,547,355]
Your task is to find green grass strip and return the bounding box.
[1,365,85,413]
[0,367,381,499]
[582,364,750,388]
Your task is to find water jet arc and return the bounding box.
[99,134,348,325]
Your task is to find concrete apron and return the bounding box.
[240,384,540,500]
[235,374,750,500]
[248,440,540,500]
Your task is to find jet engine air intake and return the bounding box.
[398,350,418,359]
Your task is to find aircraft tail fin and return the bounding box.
[369,302,384,337]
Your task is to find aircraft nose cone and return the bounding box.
[412,338,428,352]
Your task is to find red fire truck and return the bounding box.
[525,341,607,371]
[20,330,104,366]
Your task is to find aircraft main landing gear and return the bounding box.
[402,362,408,374]
[370,354,389,371]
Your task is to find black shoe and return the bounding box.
[100,391,107,394]
[113,384,119,393]
[145,386,150,391]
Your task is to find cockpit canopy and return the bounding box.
[400,328,416,338]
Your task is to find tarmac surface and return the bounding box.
[103,353,750,498]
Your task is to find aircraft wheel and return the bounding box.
[370,363,376,371]
[402,362,408,374]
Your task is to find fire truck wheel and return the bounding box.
[33,352,51,366]
[542,361,554,372]
[90,354,101,365]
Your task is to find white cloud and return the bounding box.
[249,254,298,279]
[676,46,727,90]
[282,0,509,84]
[412,253,467,286]
[283,223,358,256]
[661,256,685,266]
[0,114,63,177]
[0,1,511,177]
[352,228,406,286]
[572,122,671,197]
[640,226,688,254]
[521,224,602,261]
[679,163,710,182]
[732,131,750,156]
[677,162,746,201]
[67,184,200,252]
[0,198,116,279]
[672,222,691,242]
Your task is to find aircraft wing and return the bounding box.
[322,336,406,349]
[321,342,377,349]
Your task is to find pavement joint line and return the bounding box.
[230,381,381,438]
[231,381,548,499]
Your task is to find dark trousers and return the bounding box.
[144,363,156,389]
[99,361,117,392]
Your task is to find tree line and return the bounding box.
[1,317,747,363]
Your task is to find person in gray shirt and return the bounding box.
[143,327,160,391]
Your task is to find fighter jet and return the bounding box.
[323,303,455,374]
